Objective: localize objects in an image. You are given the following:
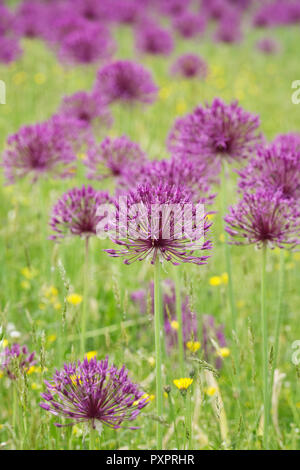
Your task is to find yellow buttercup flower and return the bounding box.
[47,334,57,344]
[67,293,83,306]
[205,386,216,397]
[21,267,37,280]
[27,366,36,375]
[85,351,97,361]
[173,378,193,390]
[2,339,8,348]
[31,382,41,391]
[44,286,58,298]
[171,320,179,331]
[209,276,222,287]
[186,341,201,353]
[217,347,230,358]
[0,371,4,379]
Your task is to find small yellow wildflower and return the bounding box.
[67,293,83,306]
[47,334,57,344]
[34,73,46,85]
[148,357,155,367]
[85,351,97,361]
[209,276,222,287]
[186,341,201,353]
[31,382,41,391]
[21,267,37,280]
[173,378,193,390]
[205,386,216,397]
[171,320,179,331]
[21,280,30,290]
[44,286,58,298]
[72,425,82,437]
[54,302,62,310]
[217,347,230,358]
[0,371,4,379]
[2,339,8,348]
[207,213,214,221]
[0,424,3,430]
[27,366,36,375]
[159,86,172,100]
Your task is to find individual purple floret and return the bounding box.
[172,12,206,39]
[58,91,112,132]
[238,135,300,202]
[2,118,78,184]
[94,60,158,105]
[1,343,36,380]
[58,24,115,65]
[170,54,208,79]
[255,37,281,54]
[214,9,243,43]
[50,185,111,241]
[105,182,212,265]
[85,136,147,184]
[40,356,148,430]
[135,21,174,56]
[225,188,300,249]
[168,98,261,172]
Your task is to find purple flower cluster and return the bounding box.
[40,356,148,429]
[253,0,300,28]
[135,21,174,56]
[168,98,261,172]
[50,185,111,240]
[172,12,206,39]
[105,183,212,265]
[170,54,208,80]
[255,37,281,55]
[1,343,36,380]
[94,60,158,105]
[2,117,78,184]
[85,136,147,184]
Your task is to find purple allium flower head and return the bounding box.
[253,1,300,28]
[135,22,174,56]
[94,60,158,105]
[50,185,111,241]
[71,0,112,23]
[214,9,243,43]
[157,0,191,17]
[255,37,281,54]
[1,343,36,380]
[45,11,90,44]
[124,156,216,205]
[0,36,22,64]
[2,118,77,184]
[172,12,206,38]
[200,0,230,20]
[105,182,212,265]
[111,0,143,24]
[39,356,148,429]
[238,135,300,202]
[0,4,14,35]
[168,98,261,171]
[85,136,147,184]
[170,54,208,79]
[58,91,112,132]
[14,0,48,39]
[225,188,300,249]
[202,315,227,370]
[58,24,115,65]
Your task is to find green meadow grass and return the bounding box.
[0,22,300,450]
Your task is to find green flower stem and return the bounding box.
[270,249,285,409]
[167,393,179,449]
[261,244,269,449]
[154,260,163,450]
[80,236,90,358]
[89,426,96,450]
[174,266,184,376]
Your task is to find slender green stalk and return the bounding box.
[261,245,269,449]
[270,249,285,406]
[167,393,180,449]
[154,260,163,450]
[174,266,184,376]
[12,383,18,448]
[89,426,96,450]
[186,391,192,450]
[80,236,90,357]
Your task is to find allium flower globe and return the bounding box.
[40,357,149,430]
[1,343,36,380]
[170,54,208,79]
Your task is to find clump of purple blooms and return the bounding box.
[170,54,208,80]
[2,118,78,184]
[172,12,206,39]
[1,343,36,380]
[50,185,111,241]
[255,37,281,55]
[94,60,158,106]
[40,356,148,429]
[168,98,261,173]
[105,182,212,265]
[135,21,174,56]
[85,136,147,184]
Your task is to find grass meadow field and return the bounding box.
[0,0,300,451]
